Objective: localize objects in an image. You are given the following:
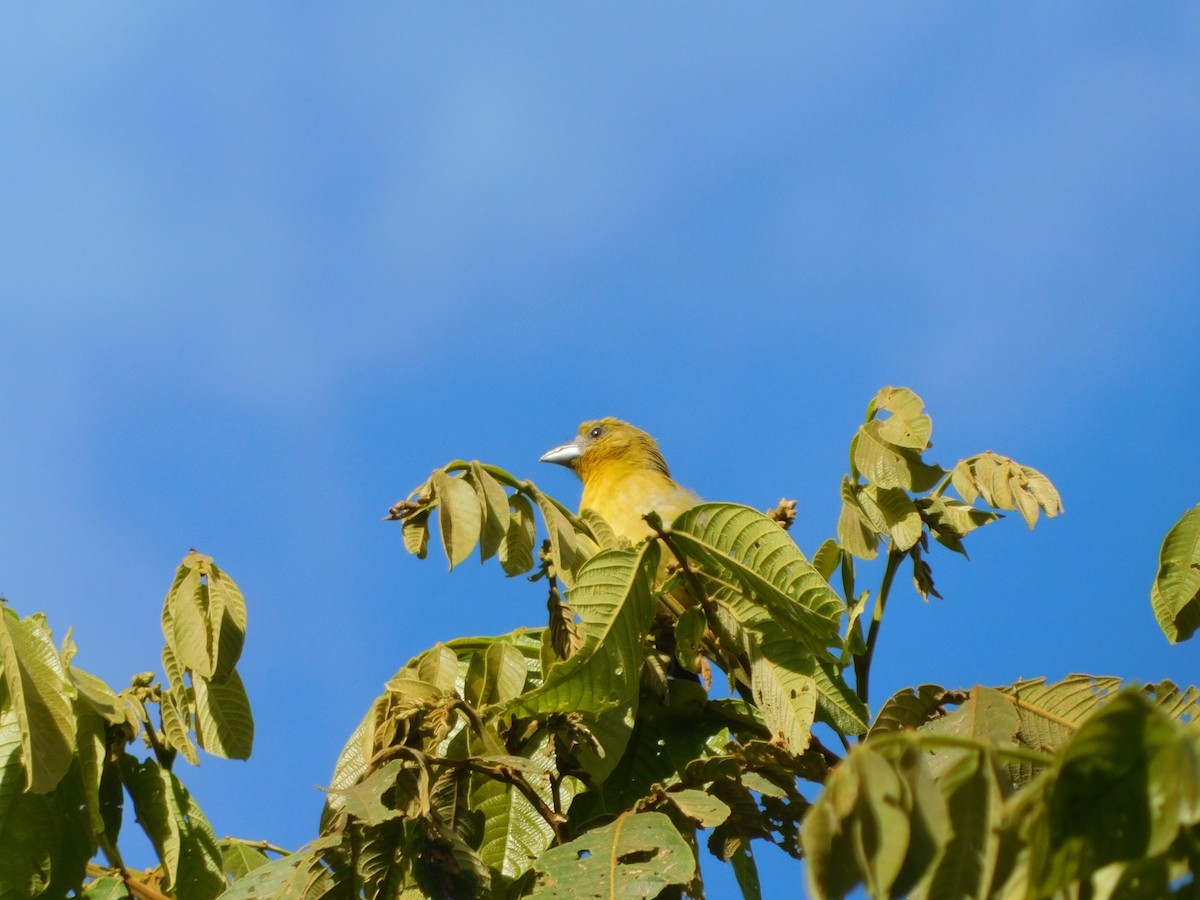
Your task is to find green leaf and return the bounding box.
[530,811,696,899]
[194,670,254,760]
[669,503,844,653]
[0,608,75,792]
[70,665,124,724]
[917,496,1001,555]
[509,545,659,717]
[431,469,483,570]
[859,485,923,551]
[402,508,431,559]
[164,559,215,679]
[499,493,537,577]
[118,754,225,899]
[207,560,247,682]
[0,789,56,896]
[529,487,582,587]
[415,643,460,693]
[1151,503,1200,643]
[464,641,528,708]
[869,684,952,737]
[811,539,841,583]
[674,607,706,674]
[218,837,273,881]
[950,452,1063,527]
[868,386,933,450]
[469,461,511,563]
[160,688,200,766]
[803,741,949,900]
[913,750,1007,900]
[580,508,622,551]
[666,788,731,827]
[471,747,558,879]
[917,686,1022,778]
[838,478,880,560]
[80,874,132,898]
[220,839,338,900]
[852,421,943,492]
[0,706,23,827]
[1025,691,1200,896]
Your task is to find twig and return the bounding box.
[854,545,903,706]
[85,863,171,900]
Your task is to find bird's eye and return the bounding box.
[589,426,605,439]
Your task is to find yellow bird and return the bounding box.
[540,418,699,542]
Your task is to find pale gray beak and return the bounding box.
[540,440,583,467]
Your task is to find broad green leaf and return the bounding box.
[69,665,124,724]
[471,750,558,878]
[669,504,844,652]
[431,469,483,570]
[415,643,460,693]
[119,754,225,899]
[165,561,215,679]
[868,386,933,450]
[220,839,338,900]
[218,838,273,881]
[917,686,1022,778]
[860,485,923,551]
[811,539,841,583]
[0,790,56,896]
[529,487,581,587]
[402,508,431,559]
[950,453,1062,527]
[666,788,731,827]
[838,479,880,560]
[580,507,622,551]
[530,811,696,899]
[194,670,254,760]
[509,545,659,717]
[1151,503,1200,643]
[0,707,22,824]
[74,705,108,837]
[0,608,75,792]
[852,421,943,492]
[465,641,528,708]
[729,839,763,900]
[499,493,537,576]
[716,593,867,743]
[803,741,948,900]
[869,684,951,737]
[917,496,1001,555]
[207,560,247,681]
[161,688,200,766]
[1025,691,1200,896]
[674,607,706,674]
[912,750,1006,900]
[320,705,376,830]
[80,874,132,898]
[469,461,511,563]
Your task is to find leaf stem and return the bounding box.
[854,546,903,707]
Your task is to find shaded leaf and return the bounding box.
[194,669,254,760]
[838,478,880,561]
[118,754,225,899]
[499,493,537,577]
[1150,503,1200,643]
[402,508,431,559]
[218,837,273,881]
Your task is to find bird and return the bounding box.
[539,417,700,542]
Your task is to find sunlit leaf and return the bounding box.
[509,545,658,717]
[838,478,880,561]
[0,607,75,792]
[218,837,273,881]
[529,487,582,587]
[431,469,483,570]
[469,461,511,563]
[950,453,1062,527]
[530,811,695,899]
[868,386,933,450]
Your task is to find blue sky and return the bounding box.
[2,5,1198,895]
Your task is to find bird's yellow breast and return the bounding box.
[580,462,699,541]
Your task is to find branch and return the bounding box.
[853,545,903,706]
[85,863,171,900]
[429,754,569,844]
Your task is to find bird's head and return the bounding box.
[539,417,671,483]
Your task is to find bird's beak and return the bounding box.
[540,439,583,467]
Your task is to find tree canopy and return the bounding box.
[3,387,1199,899]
